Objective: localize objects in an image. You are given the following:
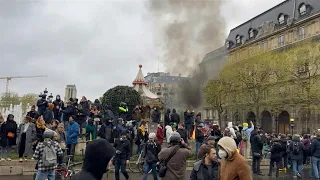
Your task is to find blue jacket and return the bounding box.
[66,121,79,144]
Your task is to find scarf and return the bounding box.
[36,119,46,129]
[139,126,145,136]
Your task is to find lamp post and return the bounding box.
[290,118,295,135]
[271,108,279,134]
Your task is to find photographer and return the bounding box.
[37,94,48,116]
[113,133,131,180]
[158,132,192,180]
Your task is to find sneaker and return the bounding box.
[19,158,23,162]
[297,173,302,178]
[24,158,27,161]
[0,158,5,161]
[293,175,297,178]
[6,158,11,161]
[31,158,34,160]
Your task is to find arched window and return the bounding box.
[249,29,255,38]
[278,14,285,24]
[236,35,241,44]
[299,4,307,16]
[226,41,230,48]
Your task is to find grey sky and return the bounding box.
[0,0,284,101]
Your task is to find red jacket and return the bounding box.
[156,126,164,145]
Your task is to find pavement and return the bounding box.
[0,168,315,180]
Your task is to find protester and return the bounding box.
[184,109,194,139]
[165,123,173,143]
[33,129,63,180]
[156,122,164,145]
[17,116,36,162]
[0,115,8,161]
[43,103,54,126]
[34,116,46,151]
[5,114,17,158]
[151,107,161,124]
[50,120,58,131]
[198,136,215,159]
[289,134,305,178]
[27,105,39,123]
[37,94,48,116]
[66,115,79,162]
[113,132,131,180]
[190,144,219,180]
[142,133,161,180]
[86,119,97,142]
[195,123,205,159]
[250,126,264,175]
[170,108,180,125]
[158,132,192,180]
[53,95,64,120]
[218,136,252,180]
[135,121,148,154]
[164,109,171,130]
[72,139,115,180]
[98,118,113,143]
[268,138,283,177]
[177,123,188,145]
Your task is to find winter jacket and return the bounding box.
[113,139,131,160]
[43,107,54,124]
[76,108,87,125]
[170,109,180,124]
[184,111,194,125]
[143,140,161,164]
[86,124,97,141]
[227,122,236,139]
[37,98,48,115]
[79,100,90,116]
[302,138,311,150]
[164,109,171,126]
[104,109,115,121]
[0,123,7,148]
[5,118,17,146]
[165,125,173,143]
[26,111,39,122]
[61,106,75,122]
[135,127,148,145]
[66,121,79,145]
[151,110,161,123]
[98,123,113,143]
[195,129,204,143]
[156,126,164,145]
[289,137,305,161]
[190,160,219,180]
[311,137,320,158]
[270,141,283,162]
[177,128,188,144]
[250,131,263,154]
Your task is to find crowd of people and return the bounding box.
[2,95,320,180]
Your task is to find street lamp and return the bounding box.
[48,93,53,103]
[271,108,279,134]
[290,118,295,135]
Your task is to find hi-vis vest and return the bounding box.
[119,107,128,112]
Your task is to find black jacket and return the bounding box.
[177,128,189,144]
[43,107,54,124]
[143,141,161,164]
[0,123,7,148]
[164,109,171,126]
[184,111,194,124]
[190,160,219,180]
[72,139,115,180]
[151,110,161,123]
[289,137,305,161]
[170,109,180,124]
[36,98,48,116]
[270,141,283,162]
[5,117,17,146]
[26,111,39,121]
[250,131,263,154]
[311,137,320,158]
[113,139,131,160]
[195,129,205,143]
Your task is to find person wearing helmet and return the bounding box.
[218,136,251,180]
[195,123,205,160]
[119,102,129,121]
[158,132,192,180]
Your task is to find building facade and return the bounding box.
[64,84,77,102]
[202,0,320,134]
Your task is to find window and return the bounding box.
[299,26,306,40]
[249,29,255,38]
[236,35,241,44]
[262,41,267,52]
[300,4,307,16]
[279,35,284,46]
[279,14,285,24]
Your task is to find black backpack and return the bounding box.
[292,142,300,154]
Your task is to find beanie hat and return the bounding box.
[243,123,248,127]
[58,123,64,128]
[149,132,156,139]
[43,129,55,139]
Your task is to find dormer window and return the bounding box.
[236,35,242,44]
[249,29,255,39]
[279,14,285,24]
[226,41,230,49]
[300,4,307,15]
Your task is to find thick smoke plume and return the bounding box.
[146,0,226,108]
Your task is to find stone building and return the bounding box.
[64,84,77,102]
[201,0,320,134]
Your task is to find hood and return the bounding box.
[165,125,172,130]
[172,109,176,113]
[227,122,233,128]
[217,136,237,159]
[292,135,301,142]
[251,130,258,137]
[56,95,61,100]
[166,108,171,114]
[7,114,14,121]
[83,139,115,180]
[94,99,100,104]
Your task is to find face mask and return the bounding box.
[218,150,228,159]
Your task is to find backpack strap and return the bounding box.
[164,146,180,166]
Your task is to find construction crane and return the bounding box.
[0,75,48,93]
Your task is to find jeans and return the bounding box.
[269,160,281,176]
[143,163,158,180]
[115,159,129,180]
[252,156,262,174]
[282,154,288,168]
[291,159,303,176]
[66,144,76,161]
[35,170,55,180]
[0,146,11,158]
[195,142,202,159]
[312,156,320,178]
[136,144,141,155]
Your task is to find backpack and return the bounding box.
[292,142,300,154]
[242,129,248,141]
[42,141,57,167]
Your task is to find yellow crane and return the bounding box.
[0,75,48,93]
